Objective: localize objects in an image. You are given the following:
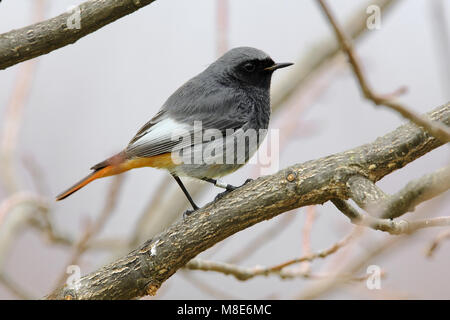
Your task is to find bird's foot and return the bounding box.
[183,209,196,219]
[214,178,253,201]
[214,189,234,201]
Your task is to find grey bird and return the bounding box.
[56,47,293,212]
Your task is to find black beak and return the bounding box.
[264,62,294,71]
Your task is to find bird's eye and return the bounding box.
[243,62,256,72]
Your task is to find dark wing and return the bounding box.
[125,107,249,159]
[127,109,167,146]
[125,113,248,159]
[125,73,251,159]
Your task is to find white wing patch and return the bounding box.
[128,118,191,151]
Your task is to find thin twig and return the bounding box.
[316,0,450,142]
[0,273,34,300]
[0,0,47,284]
[0,192,48,227]
[0,61,35,193]
[185,258,368,282]
[0,0,47,192]
[216,0,229,57]
[53,175,124,288]
[269,230,358,271]
[426,229,450,258]
[226,214,295,264]
[272,0,400,111]
[299,206,316,273]
[332,199,450,235]
[429,0,450,96]
[185,229,357,281]
[128,176,172,249]
[298,236,398,299]
[180,270,238,299]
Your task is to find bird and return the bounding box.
[56,47,293,212]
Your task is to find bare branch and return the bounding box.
[185,258,363,282]
[347,175,389,210]
[0,273,34,300]
[299,206,316,273]
[53,175,124,288]
[269,230,358,271]
[299,237,398,299]
[426,229,450,257]
[216,0,229,56]
[272,0,400,111]
[0,0,156,70]
[226,214,295,264]
[429,0,450,96]
[46,103,449,300]
[344,166,450,219]
[185,230,361,282]
[0,192,48,227]
[381,166,450,219]
[332,199,450,235]
[180,270,238,299]
[316,0,450,142]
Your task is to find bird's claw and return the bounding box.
[214,178,254,201]
[214,189,232,201]
[183,209,196,219]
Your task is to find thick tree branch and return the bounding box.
[0,0,156,70]
[46,103,449,300]
[343,166,450,219]
[347,175,389,210]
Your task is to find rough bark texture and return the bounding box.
[46,102,449,300]
[0,0,156,70]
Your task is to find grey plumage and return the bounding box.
[125,47,290,178]
[57,47,292,203]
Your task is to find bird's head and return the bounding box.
[209,47,293,89]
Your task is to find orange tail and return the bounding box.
[56,166,114,201]
[56,152,175,201]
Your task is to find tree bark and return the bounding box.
[0,0,156,70]
[46,102,449,300]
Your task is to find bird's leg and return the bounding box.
[202,178,237,191]
[172,175,199,217]
[202,178,254,201]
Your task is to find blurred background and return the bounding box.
[0,0,449,299]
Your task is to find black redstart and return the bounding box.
[56,47,293,211]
